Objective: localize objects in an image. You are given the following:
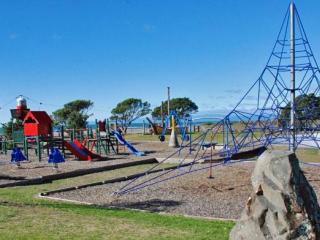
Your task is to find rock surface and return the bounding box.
[229,150,320,240]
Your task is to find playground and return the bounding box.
[1,2,320,239]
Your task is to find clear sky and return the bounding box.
[1,0,320,123]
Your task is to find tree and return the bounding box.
[152,97,198,119]
[111,98,151,133]
[1,119,24,140]
[279,93,320,128]
[53,100,93,128]
[2,120,14,139]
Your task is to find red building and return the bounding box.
[23,111,53,137]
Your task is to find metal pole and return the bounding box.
[167,87,171,128]
[143,120,146,135]
[61,125,65,158]
[290,2,296,151]
[189,119,192,154]
[167,87,170,115]
[160,101,164,127]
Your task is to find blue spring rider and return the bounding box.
[48,148,65,168]
[11,148,27,166]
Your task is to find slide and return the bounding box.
[64,140,101,161]
[113,131,145,156]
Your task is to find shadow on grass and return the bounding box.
[104,199,181,213]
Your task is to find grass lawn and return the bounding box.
[125,133,320,163]
[269,145,320,163]
[124,132,215,143]
[0,165,234,240]
[295,148,320,163]
[125,134,163,142]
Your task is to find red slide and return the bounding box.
[64,140,101,161]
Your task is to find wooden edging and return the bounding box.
[0,175,26,180]
[0,158,158,188]
[40,162,193,196]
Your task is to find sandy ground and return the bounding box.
[0,142,156,179]
[50,161,320,220]
[0,141,221,179]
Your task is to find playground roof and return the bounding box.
[23,111,52,125]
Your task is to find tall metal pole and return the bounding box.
[167,87,170,115]
[161,101,164,127]
[290,2,296,151]
[167,87,171,128]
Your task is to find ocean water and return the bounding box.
[87,118,220,129]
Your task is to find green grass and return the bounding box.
[125,133,320,163]
[296,148,320,163]
[125,134,163,142]
[0,165,234,240]
[124,132,213,143]
[271,145,320,163]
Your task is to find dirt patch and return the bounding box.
[0,140,224,181]
[49,162,320,220]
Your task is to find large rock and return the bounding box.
[229,150,320,240]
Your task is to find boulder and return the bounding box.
[229,150,320,240]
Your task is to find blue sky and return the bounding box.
[1,0,320,123]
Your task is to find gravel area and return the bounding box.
[0,156,156,180]
[0,141,222,180]
[0,142,158,179]
[51,162,320,220]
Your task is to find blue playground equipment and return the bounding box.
[159,111,193,154]
[48,148,65,166]
[115,3,320,195]
[11,148,27,164]
[159,111,191,143]
[113,131,145,156]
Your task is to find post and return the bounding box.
[24,137,28,160]
[61,125,65,158]
[106,118,110,135]
[86,128,90,149]
[189,119,192,154]
[72,129,75,142]
[37,136,41,162]
[167,87,170,115]
[290,2,296,152]
[96,127,101,155]
[161,101,164,128]
[143,120,146,135]
[4,139,7,155]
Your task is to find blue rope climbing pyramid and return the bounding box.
[115,3,320,195]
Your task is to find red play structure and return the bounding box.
[8,96,103,162]
[22,109,100,161]
[23,111,52,137]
